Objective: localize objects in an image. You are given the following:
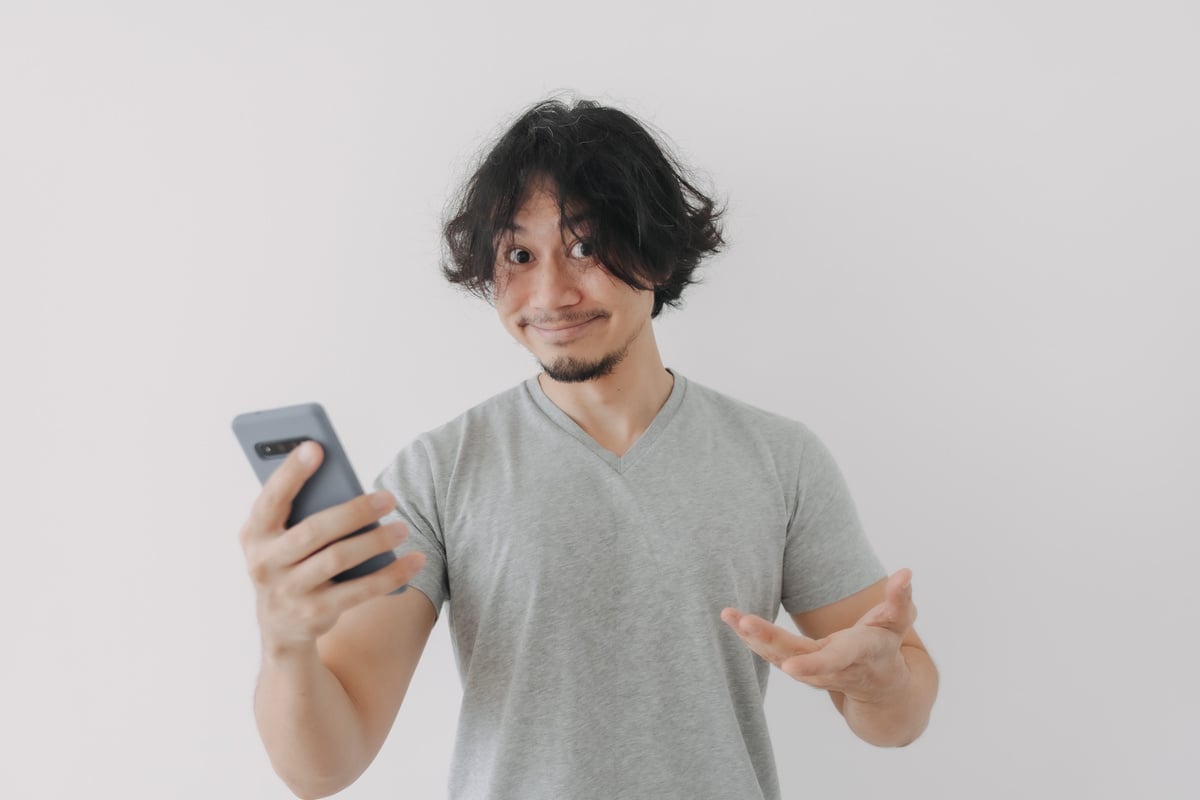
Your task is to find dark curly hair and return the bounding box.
[441,97,725,318]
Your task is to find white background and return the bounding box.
[4,1,1198,798]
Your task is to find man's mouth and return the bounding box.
[530,318,595,331]
[525,315,604,342]
[523,313,604,330]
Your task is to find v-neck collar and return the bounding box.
[523,369,687,474]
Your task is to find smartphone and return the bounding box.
[232,402,406,594]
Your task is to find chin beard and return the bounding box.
[540,346,629,383]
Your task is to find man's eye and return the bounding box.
[507,248,532,264]
[569,240,594,259]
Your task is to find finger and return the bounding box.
[276,490,397,567]
[889,567,913,602]
[721,609,821,668]
[242,441,325,543]
[860,568,917,635]
[318,550,427,612]
[290,519,409,593]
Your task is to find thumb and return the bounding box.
[860,568,916,634]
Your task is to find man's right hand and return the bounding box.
[238,440,427,655]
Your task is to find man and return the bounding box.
[240,98,938,799]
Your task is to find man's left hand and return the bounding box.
[720,568,917,704]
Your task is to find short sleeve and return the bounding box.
[371,438,450,618]
[780,425,887,614]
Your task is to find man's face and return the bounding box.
[493,178,656,383]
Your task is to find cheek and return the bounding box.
[493,271,519,310]
[618,285,655,320]
[494,282,526,333]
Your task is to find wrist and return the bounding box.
[261,634,319,665]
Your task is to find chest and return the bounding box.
[441,451,792,622]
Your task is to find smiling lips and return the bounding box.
[526,315,602,344]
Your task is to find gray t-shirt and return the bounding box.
[372,370,886,799]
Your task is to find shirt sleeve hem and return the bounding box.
[780,565,888,616]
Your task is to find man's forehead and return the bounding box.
[503,188,593,233]
[503,212,592,233]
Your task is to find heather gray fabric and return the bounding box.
[372,370,886,799]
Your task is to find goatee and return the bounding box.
[540,346,629,383]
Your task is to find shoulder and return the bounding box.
[373,379,532,505]
[680,375,814,445]
[678,375,841,481]
[400,378,537,476]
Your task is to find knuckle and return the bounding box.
[293,518,325,555]
[247,562,267,584]
[259,480,286,510]
[312,546,346,579]
[302,542,340,578]
[262,462,307,511]
[256,487,290,526]
[290,515,319,546]
[310,502,370,551]
[245,553,270,585]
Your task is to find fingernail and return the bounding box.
[371,491,394,511]
[297,442,316,465]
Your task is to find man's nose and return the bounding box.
[529,253,582,309]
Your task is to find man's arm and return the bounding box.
[240,438,440,798]
[255,587,437,798]
[722,569,939,748]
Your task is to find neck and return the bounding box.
[536,328,675,457]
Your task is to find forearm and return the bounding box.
[254,640,371,799]
[833,645,939,747]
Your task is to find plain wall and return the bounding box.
[4,1,1197,797]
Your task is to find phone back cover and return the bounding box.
[231,402,364,528]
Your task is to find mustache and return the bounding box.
[519,311,608,327]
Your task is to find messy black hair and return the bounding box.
[441,97,725,318]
